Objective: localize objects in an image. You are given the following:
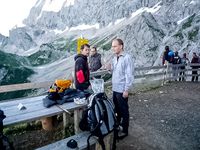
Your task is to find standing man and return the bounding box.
[191,52,199,82]
[89,46,102,72]
[74,44,90,91]
[179,53,189,81]
[162,46,174,65]
[172,51,181,81]
[111,38,134,138]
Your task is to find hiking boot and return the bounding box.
[118,125,123,132]
[117,131,128,139]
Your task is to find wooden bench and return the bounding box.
[36,131,114,150]
[36,131,96,150]
[0,95,87,133]
[0,70,114,149]
[0,95,114,150]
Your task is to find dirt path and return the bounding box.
[117,82,200,150]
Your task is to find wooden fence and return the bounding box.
[0,63,199,95]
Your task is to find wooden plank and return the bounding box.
[0,70,110,94]
[58,103,87,112]
[185,68,200,71]
[0,64,199,94]
[0,95,45,108]
[0,81,53,94]
[135,66,166,71]
[1,96,86,126]
[36,131,97,150]
[74,109,83,134]
[90,70,110,77]
[185,74,200,77]
[1,100,45,116]
[2,106,61,126]
[135,72,165,78]
[63,112,70,129]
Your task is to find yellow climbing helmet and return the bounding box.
[49,79,72,93]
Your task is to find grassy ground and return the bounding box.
[4,116,74,150]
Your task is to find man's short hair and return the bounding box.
[114,38,124,46]
[91,46,97,51]
[165,46,169,51]
[81,44,90,50]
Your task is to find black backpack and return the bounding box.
[0,110,14,150]
[79,93,118,150]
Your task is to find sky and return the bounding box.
[0,0,37,36]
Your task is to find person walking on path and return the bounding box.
[74,44,90,91]
[111,38,134,138]
[191,52,199,82]
[162,46,174,82]
[173,51,181,81]
[162,46,174,65]
[179,53,189,81]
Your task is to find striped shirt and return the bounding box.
[111,52,134,93]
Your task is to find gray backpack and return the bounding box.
[79,93,118,150]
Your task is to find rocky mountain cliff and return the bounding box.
[0,0,200,87]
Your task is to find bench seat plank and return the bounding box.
[36,131,97,150]
[0,96,45,108]
[0,96,86,126]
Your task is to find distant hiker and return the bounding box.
[179,53,189,81]
[191,52,199,82]
[162,46,174,81]
[74,44,90,91]
[162,46,174,65]
[89,46,102,78]
[111,38,133,139]
[89,47,102,72]
[172,51,181,81]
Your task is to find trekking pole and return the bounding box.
[56,105,72,116]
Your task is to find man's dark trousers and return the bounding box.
[113,91,129,134]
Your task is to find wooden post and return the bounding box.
[74,108,83,134]
[63,112,70,128]
[63,112,70,137]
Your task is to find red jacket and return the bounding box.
[74,54,90,91]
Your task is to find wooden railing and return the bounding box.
[0,63,199,94]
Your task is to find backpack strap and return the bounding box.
[112,126,119,150]
[87,134,106,150]
[87,134,92,150]
[98,136,106,150]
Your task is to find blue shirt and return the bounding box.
[111,52,134,93]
